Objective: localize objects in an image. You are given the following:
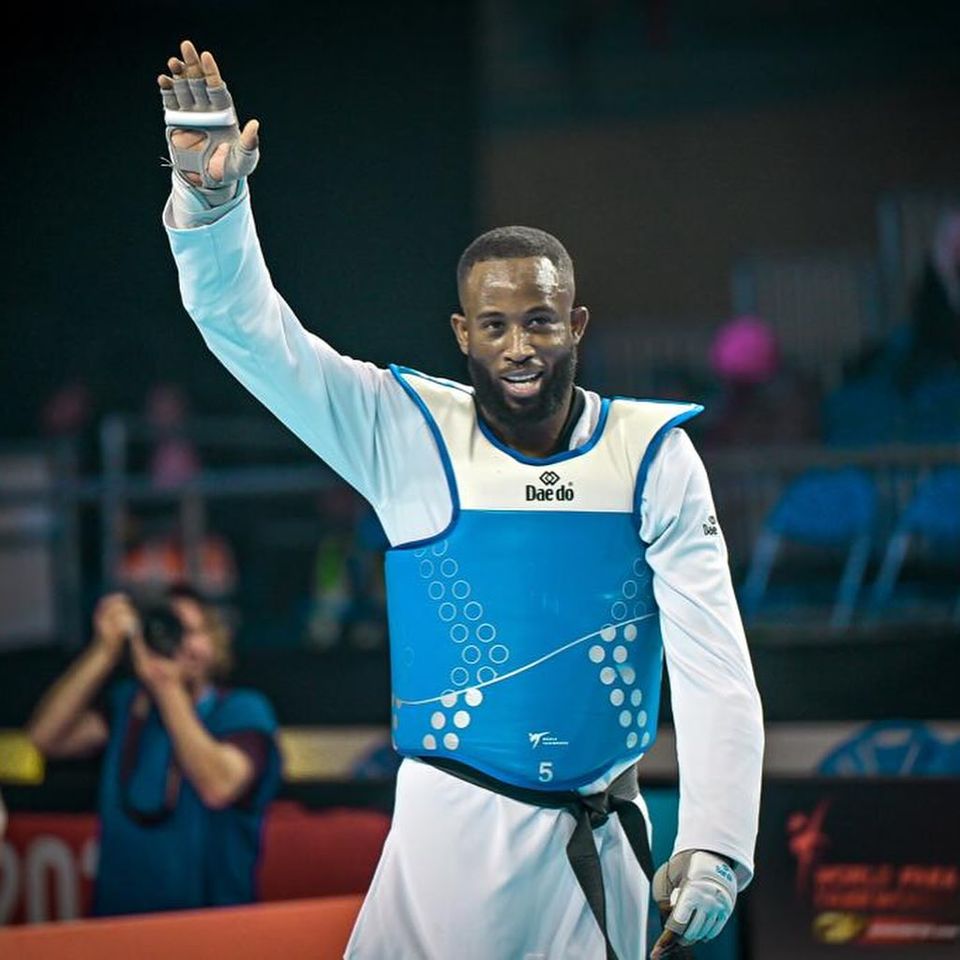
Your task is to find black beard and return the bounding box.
[468,346,578,428]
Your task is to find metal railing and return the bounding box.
[1,416,957,649]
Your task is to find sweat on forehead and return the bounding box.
[465,256,570,302]
[457,225,575,300]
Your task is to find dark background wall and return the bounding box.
[478,1,960,323]
[1,2,475,440]
[483,83,960,322]
[4,3,959,438]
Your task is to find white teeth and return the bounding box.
[503,372,540,382]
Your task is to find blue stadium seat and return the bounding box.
[869,466,960,620]
[741,468,877,629]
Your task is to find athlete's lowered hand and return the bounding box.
[650,850,737,958]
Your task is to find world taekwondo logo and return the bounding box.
[528,730,569,748]
[526,471,575,502]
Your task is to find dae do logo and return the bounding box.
[526,470,575,502]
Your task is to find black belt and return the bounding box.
[421,756,655,960]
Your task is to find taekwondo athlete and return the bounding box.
[157,39,764,960]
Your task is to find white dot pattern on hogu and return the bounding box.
[411,540,507,753]
[464,601,483,621]
[585,553,656,751]
[438,602,456,623]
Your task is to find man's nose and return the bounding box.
[505,326,535,363]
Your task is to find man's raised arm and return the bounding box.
[158,41,448,542]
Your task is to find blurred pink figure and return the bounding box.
[146,383,201,488]
[40,380,92,436]
[705,314,819,448]
[710,314,780,385]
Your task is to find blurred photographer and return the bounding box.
[27,584,281,916]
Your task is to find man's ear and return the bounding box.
[450,312,470,356]
[571,305,590,344]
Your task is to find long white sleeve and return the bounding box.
[639,429,764,888]
[163,180,453,546]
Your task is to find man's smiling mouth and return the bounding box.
[501,370,544,398]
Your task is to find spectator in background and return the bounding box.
[117,383,238,598]
[40,380,93,439]
[702,314,820,448]
[147,382,202,489]
[827,207,960,445]
[895,208,960,390]
[118,515,238,600]
[38,379,98,474]
[308,488,388,650]
[27,584,280,916]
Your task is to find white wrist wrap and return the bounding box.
[160,78,258,190]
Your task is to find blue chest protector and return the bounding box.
[386,367,701,791]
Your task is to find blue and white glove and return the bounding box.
[650,850,738,957]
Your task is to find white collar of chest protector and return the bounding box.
[567,388,602,451]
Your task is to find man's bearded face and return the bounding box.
[452,256,585,430]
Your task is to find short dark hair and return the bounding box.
[457,226,575,302]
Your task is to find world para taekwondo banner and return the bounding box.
[750,779,960,957]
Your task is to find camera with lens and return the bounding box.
[138,603,185,659]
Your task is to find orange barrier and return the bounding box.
[2,804,389,923]
[260,802,390,900]
[0,895,363,960]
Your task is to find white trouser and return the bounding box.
[345,758,652,960]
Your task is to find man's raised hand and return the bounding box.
[158,40,260,194]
